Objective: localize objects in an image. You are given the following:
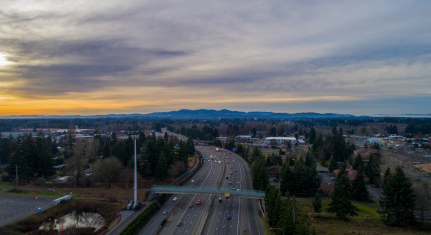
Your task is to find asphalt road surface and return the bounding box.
[0,194,54,227]
[202,148,264,235]
[140,145,264,235]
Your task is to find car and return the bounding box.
[229,181,232,184]
[162,210,168,215]
[188,204,194,208]
[226,215,231,220]
[232,188,235,190]
[173,197,177,201]
[191,179,195,183]
[177,221,182,226]
[196,199,201,205]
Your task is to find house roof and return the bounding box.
[266,166,282,174]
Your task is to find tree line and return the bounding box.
[3,134,57,183]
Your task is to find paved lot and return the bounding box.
[0,193,54,227]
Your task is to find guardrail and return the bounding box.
[52,193,72,206]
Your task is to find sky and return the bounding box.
[0,0,430,116]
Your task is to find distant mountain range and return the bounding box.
[0,109,369,120]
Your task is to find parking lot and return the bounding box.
[0,193,54,227]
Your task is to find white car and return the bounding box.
[173,197,177,201]
[191,179,195,183]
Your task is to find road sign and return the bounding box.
[224,193,230,197]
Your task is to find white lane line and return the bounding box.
[237,157,242,235]
[175,156,214,233]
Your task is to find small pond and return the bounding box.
[39,210,104,232]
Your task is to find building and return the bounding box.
[265,136,305,145]
[266,166,282,180]
[235,135,252,143]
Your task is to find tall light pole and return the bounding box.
[134,138,138,206]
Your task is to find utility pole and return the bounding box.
[15,164,18,188]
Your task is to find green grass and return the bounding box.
[265,199,431,235]
[3,188,64,197]
[261,149,278,157]
[0,181,18,187]
[311,199,431,235]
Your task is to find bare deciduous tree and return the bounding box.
[93,157,123,188]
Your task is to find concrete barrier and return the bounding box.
[52,193,72,206]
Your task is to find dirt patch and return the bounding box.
[416,164,431,175]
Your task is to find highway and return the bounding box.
[139,145,264,235]
[202,148,264,235]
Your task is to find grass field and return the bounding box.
[0,199,124,235]
[261,149,279,157]
[309,200,431,235]
[2,188,64,197]
[265,199,431,235]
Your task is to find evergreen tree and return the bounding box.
[156,152,168,180]
[0,138,12,164]
[252,158,268,190]
[305,151,315,168]
[280,162,295,195]
[251,147,264,162]
[177,141,189,163]
[306,163,321,195]
[293,158,308,196]
[379,167,415,226]
[313,191,322,213]
[328,166,358,220]
[351,167,369,201]
[309,127,316,145]
[352,154,364,170]
[328,155,337,172]
[364,154,381,186]
[186,137,195,156]
[277,198,296,234]
[6,137,32,184]
[265,185,281,226]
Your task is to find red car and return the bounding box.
[196,200,201,205]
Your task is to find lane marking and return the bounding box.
[174,152,214,234]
